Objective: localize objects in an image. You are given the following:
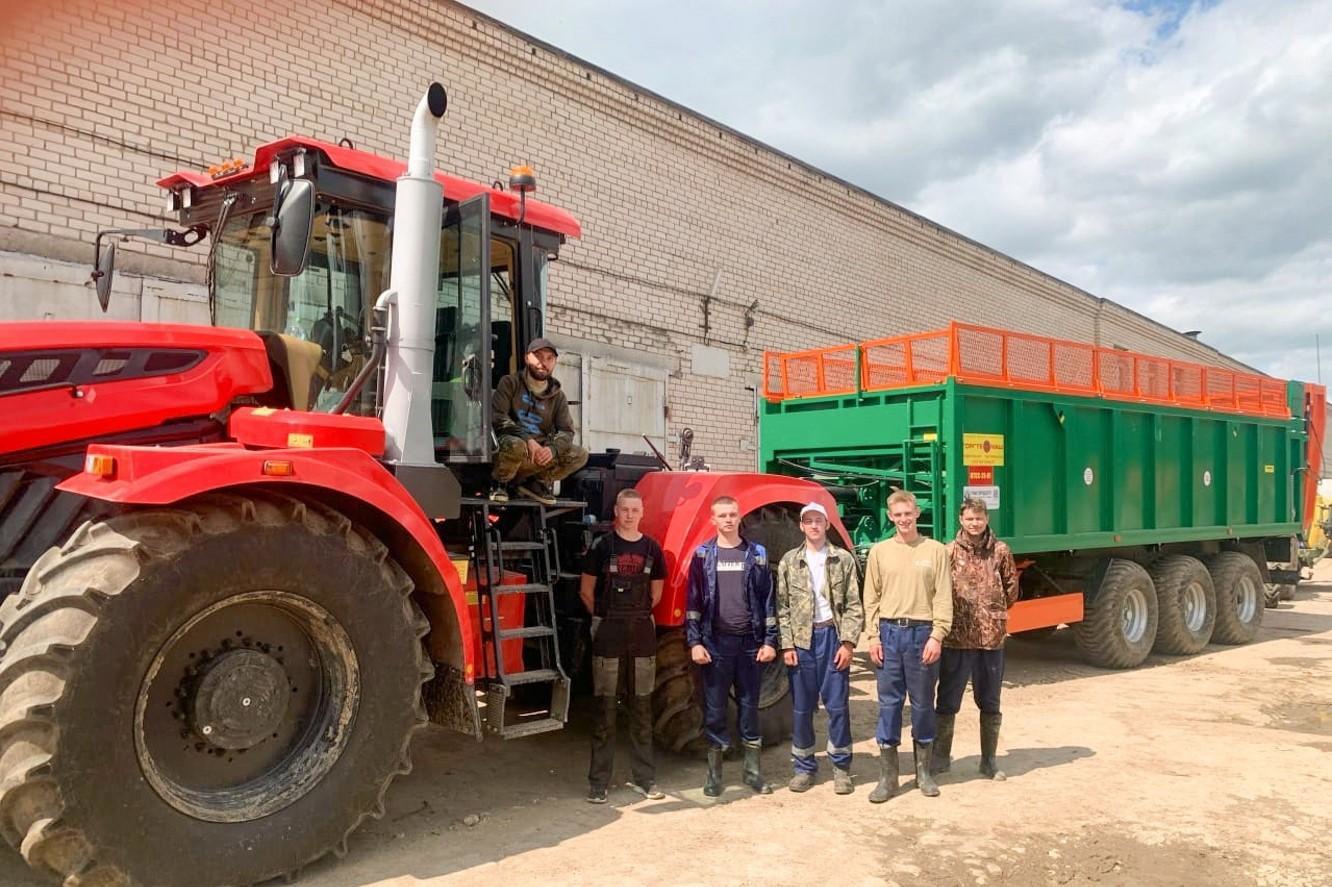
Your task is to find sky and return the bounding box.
[466,0,1332,382]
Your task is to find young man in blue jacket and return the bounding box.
[686,495,779,797]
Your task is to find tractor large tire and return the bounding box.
[1073,559,1158,669]
[740,504,806,747]
[1149,555,1216,655]
[652,627,707,755]
[1207,552,1264,645]
[0,493,431,886]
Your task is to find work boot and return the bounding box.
[914,741,941,797]
[742,744,772,794]
[979,713,1006,781]
[487,483,510,504]
[703,748,723,798]
[833,766,854,795]
[867,747,899,803]
[931,713,955,775]
[788,771,813,793]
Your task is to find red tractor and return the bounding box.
[0,84,839,885]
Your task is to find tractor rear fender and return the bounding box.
[57,441,482,736]
[635,472,851,629]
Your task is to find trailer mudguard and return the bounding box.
[635,471,852,628]
[56,441,480,722]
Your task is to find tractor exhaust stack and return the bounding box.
[381,83,448,465]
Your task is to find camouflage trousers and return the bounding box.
[492,435,589,483]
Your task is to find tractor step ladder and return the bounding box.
[462,496,583,739]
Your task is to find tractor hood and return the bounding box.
[0,322,273,456]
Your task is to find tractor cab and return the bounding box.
[155,136,580,469]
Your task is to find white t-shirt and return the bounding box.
[805,544,834,623]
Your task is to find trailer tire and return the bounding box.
[1073,559,1158,669]
[1207,552,1264,644]
[0,493,431,887]
[1149,555,1216,655]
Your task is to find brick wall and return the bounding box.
[0,0,1254,469]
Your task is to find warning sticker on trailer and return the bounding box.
[967,465,994,484]
[963,485,1001,510]
[963,433,1005,466]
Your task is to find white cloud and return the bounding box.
[467,0,1332,379]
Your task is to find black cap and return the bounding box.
[527,337,559,357]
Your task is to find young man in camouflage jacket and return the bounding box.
[776,502,864,794]
[932,497,1018,781]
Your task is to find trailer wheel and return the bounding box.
[1207,552,1264,644]
[1149,555,1216,655]
[0,493,430,886]
[1073,559,1158,668]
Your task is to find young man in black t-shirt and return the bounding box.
[580,488,667,804]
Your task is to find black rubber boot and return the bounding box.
[979,712,1006,781]
[914,741,941,797]
[931,713,955,775]
[704,748,723,798]
[867,747,899,804]
[741,743,772,794]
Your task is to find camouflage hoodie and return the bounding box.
[944,527,1018,650]
[491,370,575,452]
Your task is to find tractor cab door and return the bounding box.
[432,194,491,463]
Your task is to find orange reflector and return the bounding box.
[261,460,295,477]
[84,454,116,478]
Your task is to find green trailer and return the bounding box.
[759,323,1326,668]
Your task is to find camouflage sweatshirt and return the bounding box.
[944,528,1019,650]
[491,371,575,451]
[776,543,863,651]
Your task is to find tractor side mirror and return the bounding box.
[93,240,117,312]
[270,178,315,277]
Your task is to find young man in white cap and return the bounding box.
[775,502,863,793]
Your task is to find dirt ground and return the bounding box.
[5,565,1330,887]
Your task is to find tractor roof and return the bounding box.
[158,136,581,239]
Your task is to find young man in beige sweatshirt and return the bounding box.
[862,490,953,802]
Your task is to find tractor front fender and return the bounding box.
[635,472,851,628]
[58,442,482,737]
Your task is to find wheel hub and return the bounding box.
[1121,587,1148,644]
[190,649,290,750]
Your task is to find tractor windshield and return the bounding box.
[209,195,504,463]
[213,201,390,412]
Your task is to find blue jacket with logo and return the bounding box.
[685,537,779,653]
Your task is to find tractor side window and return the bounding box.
[433,195,490,462]
[490,239,516,387]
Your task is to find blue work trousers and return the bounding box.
[702,632,762,749]
[788,624,852,774]
[936,647,1004,716]
[875,621,939,747]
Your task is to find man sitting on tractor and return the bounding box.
[490,337,588,504]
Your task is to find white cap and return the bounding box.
[799,502,828,520]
